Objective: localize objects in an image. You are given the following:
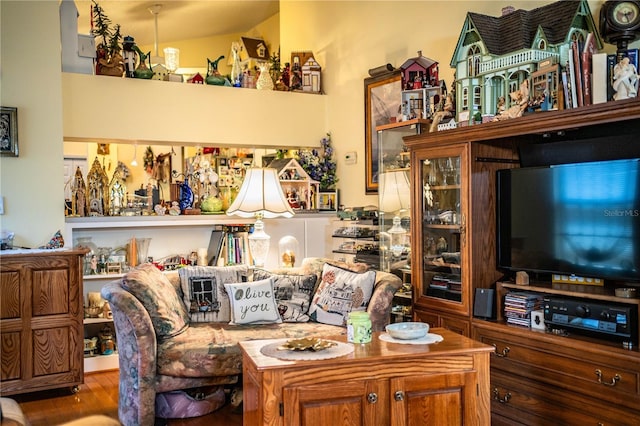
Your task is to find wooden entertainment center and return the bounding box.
[404,98,640,425]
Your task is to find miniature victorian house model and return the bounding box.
[399,51,442,120]
[449,0,602,124]
[267,158,319,211]
[290,51,322,93]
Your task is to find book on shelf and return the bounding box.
[581,32,597,106]
[571,40,584,107]
[209,224,254,266]
[561,70,573,110]
[591,52,608,104]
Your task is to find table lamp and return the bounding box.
[226,168,294,267]
[379,170,411,258]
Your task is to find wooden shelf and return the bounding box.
[497,281,640,306]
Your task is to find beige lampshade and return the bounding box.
[379,170,411,213]
[226,168,294,219]
[227,168,294,267]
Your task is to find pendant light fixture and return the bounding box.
[131,144,138,167]
[148,4,164,66]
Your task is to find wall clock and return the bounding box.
[600,0,640,51]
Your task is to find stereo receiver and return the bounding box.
[543,296,637,344]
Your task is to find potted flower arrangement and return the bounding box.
[91,0,124,76]
[296,133,338,191]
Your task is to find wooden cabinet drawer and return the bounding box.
[474,322,640,411]
[491,369,638,426]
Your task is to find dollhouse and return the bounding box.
[290,51,322,93]
[449,0,602,124]
[267,158,319,211]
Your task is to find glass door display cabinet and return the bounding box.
[376,119,429,273]
[412,144,470,319]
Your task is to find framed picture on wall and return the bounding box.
[318,191,338,211]
[1,107,19,157]
[364,71,402,194]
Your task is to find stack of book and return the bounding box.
[206,224,253,266]
[504,292,544,327]
[564,31,639,106]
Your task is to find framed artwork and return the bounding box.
[0,107,18,157]
[364,71,402,193]
[318,191,338,211]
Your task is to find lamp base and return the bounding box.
[248,218,270,267]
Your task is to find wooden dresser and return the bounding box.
[0,249,86,395]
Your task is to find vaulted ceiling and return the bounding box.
[74,1,279,47]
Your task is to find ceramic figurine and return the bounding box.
[122,36,137,78]
[206,56,228,86]
[612,56,638,100]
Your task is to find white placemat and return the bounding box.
[260,339,354,361]
[379,332,443,345]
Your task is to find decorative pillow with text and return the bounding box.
[253,269,318,322]
[308,263,376,326]
[224,278,282,325]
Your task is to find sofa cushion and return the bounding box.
[253,269,317,322]
[308,263,376,326]
[121,264,189,339]
[156,322,345,378]
[178,265,248,323]
[224,278,282,325]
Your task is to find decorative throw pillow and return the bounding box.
[122,263,189,339]
[224,278,282,325]
[253,269,318,322]
[308,263,376,326]
[178,265,248,323]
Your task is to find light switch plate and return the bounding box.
[345,151,357,165]
[0,196,4,215]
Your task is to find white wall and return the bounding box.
[279,0,629,208]
[0,1,635,249]
[0,1,64,249]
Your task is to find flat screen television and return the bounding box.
[497,158,640,283]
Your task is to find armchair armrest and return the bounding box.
[367,270,403,331]
[101,281,159,426]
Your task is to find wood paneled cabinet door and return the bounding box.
[0,250,85,395]
[283,370,480,426]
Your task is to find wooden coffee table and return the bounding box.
[240,328,492,426]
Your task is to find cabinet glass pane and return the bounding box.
[377,120,428,273]
[421,156,462,302]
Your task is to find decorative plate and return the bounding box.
[278,337,337,352]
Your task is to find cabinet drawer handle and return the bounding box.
[394,391,404,401]
[492,388,511,403]
[595,369,621,387]
[492,344,510,357]
[367,392,378,404]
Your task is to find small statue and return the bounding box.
[493,80,530,121]
[429,92,454,132]
[122,36,137,78]
[612,56,638,101]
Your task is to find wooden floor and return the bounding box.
[11,370,242,426]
